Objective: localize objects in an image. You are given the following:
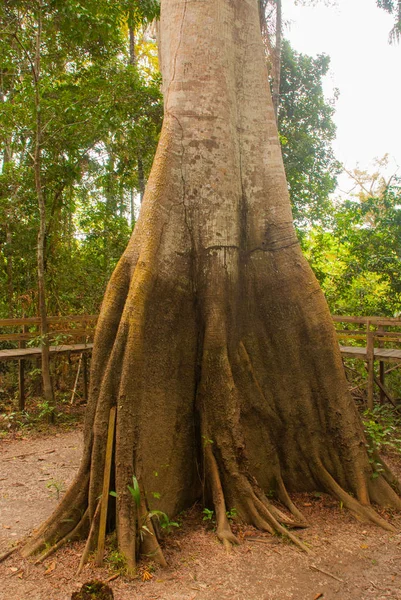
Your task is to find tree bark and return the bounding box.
[34,1,54,407]
[272,0,282,119]
[22,0,401,570]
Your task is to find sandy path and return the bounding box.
[1,429,401,600]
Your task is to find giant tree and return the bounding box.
[22,0,401,572]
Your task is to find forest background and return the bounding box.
[1,0,401,327]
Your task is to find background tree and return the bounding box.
[0,0,162,318]
[304,164,401,316]
[278,40,340,231]
[377,0,401,42]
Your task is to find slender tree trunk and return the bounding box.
[128,23,145,205]
[2,141,14,317]
[129,23,136,67]
[272,0,282,119]
[34,1,54,407]
[5,228,14,317]
[22,0,401,571]
[137,155,145,203]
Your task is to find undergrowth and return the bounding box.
[0,393,85,437]
[363,404,401,478]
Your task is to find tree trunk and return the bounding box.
[5,228,14,317]
[34,1,54,408]
[272,0,282,119]
[22,0,401,570]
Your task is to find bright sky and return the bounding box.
[282,0,401,187]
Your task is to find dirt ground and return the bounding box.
[1,427,401,600]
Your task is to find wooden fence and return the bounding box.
[1,314,401,412]
[334,315,401,410]
[0,315,97,410]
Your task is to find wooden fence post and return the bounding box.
[96,405,116,566]
[366,320,374,411]
[18,321,28,411]
[378,325,385,404]
[82,353,88,402]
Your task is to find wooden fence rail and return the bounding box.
[333,315,401,410]
[1,314,401,412]
[0,315,97,411]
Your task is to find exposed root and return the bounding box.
[370,451,401,498]
[77,499,102,575]
[35,508,89,565]
[21,470,90,558]
[317,462,396,532]
[202,407,310,552]
[246,493,312,553]
[203,432,239,550]
[0,544,21,563]
[368,474,401,511]
[253,487,307,529]
[139,487,167,567]
[276,476,308,526]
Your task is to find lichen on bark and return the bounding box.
[21,0,401,572]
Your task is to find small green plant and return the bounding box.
[202,435,214,447]
[46,479,65,499]
[128,475,141,506]
[0,411,26,430]
[363,405,401,478]
[202,507,214,521]
[226,507,238,521]
[127,475,179,538]
[363,405,401,453]
[37,400,60,422]
[148,510,180,533]
[106,549,127,573]
[28,367,42,378]
[27,334,49,348]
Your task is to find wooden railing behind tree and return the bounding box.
[333,315,401,410]
[0,315,98,411]
[1,314,401,413]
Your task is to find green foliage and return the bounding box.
[304,174,401,316]
[377,0,401,42]
[46,479,65,499]
[127,475,141,508]
[363,405,401,478]
[37,399,61,421]
[106,549,128,573]
[226,507,238,521]
[363,405,401,454]
[148,510,180,533]
[0,0,162,318]
[279,40,341,231]
[202,508,214,521]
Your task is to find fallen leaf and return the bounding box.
[142,570,152,582]
[303,503,312,507]
[360,544,369,549]
[10,567,18,572]
[44,561,56,575]
[314,594,324,600]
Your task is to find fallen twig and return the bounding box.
[310,564,343,583]
[3,449,55,462]
[0,545,20,563]
[370,580,385,592]
[105,573,120,583]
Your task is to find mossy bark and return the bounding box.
[22,0,401,571]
